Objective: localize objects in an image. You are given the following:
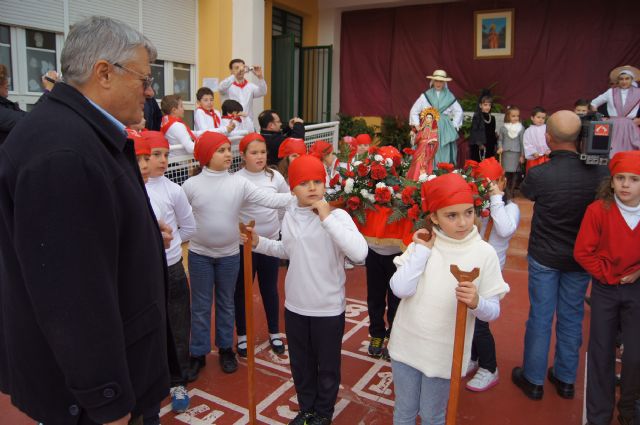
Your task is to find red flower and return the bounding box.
[468,182,479,195]
[407,204,420,220]
[357,163,369,177]
[392,185,400,191]
[437,162,454,173]
[401,186,418,204]
[474,197,483,207]
[480,209,490,218]
[368,181,374,187]
[347,196,361,210]
[329,174,340,187]
[403,148,416,156]
[368,146,379,155]
[364,158,371,165]
[370,163,388,180]
[464,160,479,170]
[374,187,392,203]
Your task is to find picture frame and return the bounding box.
[474,9,514,59]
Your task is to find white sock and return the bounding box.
[270,333,283,346]
[237,335,247,347]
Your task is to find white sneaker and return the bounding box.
[170,385,190,413]
[466,367,499,392]
[344,259,354,269]
[464,359,479,377]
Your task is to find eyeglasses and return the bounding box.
[113,63,154,90]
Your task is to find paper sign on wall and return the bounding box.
[202,78,219,92]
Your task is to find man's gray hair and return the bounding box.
[61,16,157,85]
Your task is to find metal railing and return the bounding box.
[164,121,340,185]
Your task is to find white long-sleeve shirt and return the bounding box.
[220,117,251,137]
[218,74,268,130]
[523,124,548,159]
[146,176,196,266]
[236,168,290,240]
[165,120,195,159]
[182,167,293,258]
[409,91,463,130]
[254,206,368,317]
[591,88,640,118]
[479,195,520,269]
[194,108,224,133]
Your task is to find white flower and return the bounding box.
[374,154,384,162]
[452,169,459,174]
[353,161,362,167]
[375,182,387,189]
[395,193,402,200]
[427,174,437,181]
[385,158,394,167]
[418,173,428,182]
[344,178,354,194]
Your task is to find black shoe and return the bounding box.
[270,337,285,355]
[307,414,332,425]
[219,348,238,373]
[547,367,574,399]
[511,366,543,400]
[289,411,314,425]
[237,341,247,358]
[368,336,384,357]
[186,355,206,382]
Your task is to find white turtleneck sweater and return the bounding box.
[182,167,293,258]
[254,205,368,316]
[388,227,510,379]
[479,195,521,269]
[615,194,640,230]
[146,175,196,266]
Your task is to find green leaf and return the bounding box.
[388,208,407,224]
[354,209,366,224]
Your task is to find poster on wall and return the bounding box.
[474,9,514,59]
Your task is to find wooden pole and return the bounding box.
[446,265,480,425]
[239,220,256,424]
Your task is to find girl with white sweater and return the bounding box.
[245,155,368,425]
[388,173,509,425]
[234,133,290,357]
[466,157,520,392]
[182,132,293,378]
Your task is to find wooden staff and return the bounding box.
[239,220,256,424]
[445,265,480,425]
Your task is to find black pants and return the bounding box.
[587,279,640,425]
[234,249,281,335]
[365,249,400,339]
[470,319,497,373]
[285,309,345,418]
[167,260,191,386]
[469,143,496,162]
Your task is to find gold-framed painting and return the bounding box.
[474,9,514,59]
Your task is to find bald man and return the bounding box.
[512,111,609,401]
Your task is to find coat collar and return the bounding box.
[48,83,128,152]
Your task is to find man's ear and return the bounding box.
[94,60,112,89]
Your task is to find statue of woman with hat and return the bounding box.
[409,69,463,167]
[590,65,640,157]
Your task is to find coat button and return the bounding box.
[103,388,116,398]
[69,404,80,416]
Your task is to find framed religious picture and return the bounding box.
[474,9,514,59]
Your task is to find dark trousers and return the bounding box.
[365,249,400,339]
[234,249,281,335]
[167,260,191,386]
[587,279,640,425]
[285,309,345,418]
[469,143,496,162]
[471,319,497,373]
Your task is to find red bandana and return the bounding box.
[233,80,248,89]
[198,107,220,128]
[160,115,198,142]
[222,115,243,123]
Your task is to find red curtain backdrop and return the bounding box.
[340,1,640,118]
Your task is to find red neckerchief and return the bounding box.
[232,79,248,89]
[160,115,198,142]
[198,107,221,128]
[125,128,142,140]
[222,115,243,123]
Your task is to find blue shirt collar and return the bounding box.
[85,97,127,136]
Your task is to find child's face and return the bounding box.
[172,100,185,119]
[149,148,169,177]
[137,155,150,183]
[200,94,214,111]
[508,110,520,123]
[431,203,475,240]
[292,179,326,207]
[480,101,492,113]
[574,105,588,116]
[424,115,433,126]
[323,152,336,167]
[288,153,301,162]
[356,144,369,155]
[612,172,640,207]
[207,143,233,171]
[531,112,546,126]
[242,140,267,172]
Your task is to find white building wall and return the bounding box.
[318,8,341,120]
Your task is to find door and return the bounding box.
[299,45,332,124]
[271,33,295,122]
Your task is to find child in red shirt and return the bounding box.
[574,150,640,425]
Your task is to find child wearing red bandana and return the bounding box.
[574,151,640,425]
[244,155,368,425]
[309,140,339,190]
[160,94,198,159]
[388,173,509,425]
[220,99,253,136]
[194,87,229,134]
[277,137,307,182]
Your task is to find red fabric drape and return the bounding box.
[340,1,640,118]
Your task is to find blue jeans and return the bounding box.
[188,251,240,355]
[391,359,450,425]
[522,255,590,385]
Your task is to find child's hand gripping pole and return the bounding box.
[446,265,480,425]
[239,220,257,424]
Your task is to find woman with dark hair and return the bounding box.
[0,63,26,145]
